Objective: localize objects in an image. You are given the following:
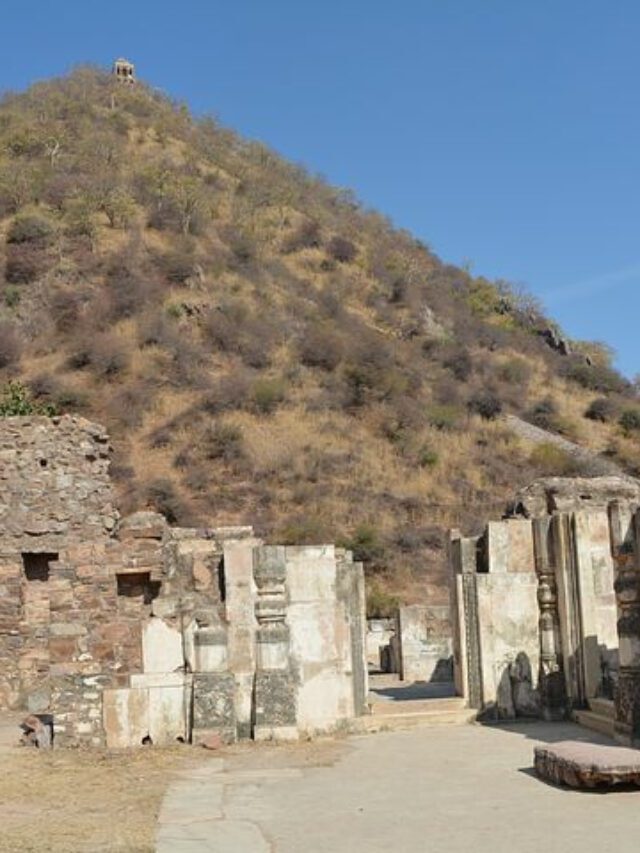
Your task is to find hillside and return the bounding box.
[1,67,639,613]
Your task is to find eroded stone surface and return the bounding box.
[534,740,640,788]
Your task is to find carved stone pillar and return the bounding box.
[551,512,587,708]
[252,546,298,741]
[610,503,640,744]
[532,517,567,720]
[191,620,236,744]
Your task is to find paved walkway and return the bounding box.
[156,721,640,852]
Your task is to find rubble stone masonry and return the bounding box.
[0,415,367,746]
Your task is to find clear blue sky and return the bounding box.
[3,1,639,375]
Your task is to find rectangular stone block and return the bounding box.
[103,688,148,749]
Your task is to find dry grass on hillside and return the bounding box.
[0,68,639,610]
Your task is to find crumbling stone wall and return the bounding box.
[0,415,117,547]
[0,415,368,747]
[0,416,117,710]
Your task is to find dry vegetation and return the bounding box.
[1,67,639,613]
[0,742,198,851]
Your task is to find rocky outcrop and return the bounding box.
[504,414,621,479]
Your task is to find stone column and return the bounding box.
[532,517,567,720]
[551,512,587,708]
[448,532,483,708]
[191,622,236,744]
[252,546,298,741]
[610,503,640,744]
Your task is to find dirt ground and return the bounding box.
[0,742,202,852]
[0,715,348,853]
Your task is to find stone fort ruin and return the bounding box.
[8,414,640,750]
[112,58,135,84]
[449,476,640,744]
[0,416,367,747]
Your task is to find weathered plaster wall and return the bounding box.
[366,618,394,665]
[286,545,367,734]
[395,605,453,683]
[475,573,540,717]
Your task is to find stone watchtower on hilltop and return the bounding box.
[113,57,135,83]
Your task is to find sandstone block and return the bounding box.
[534,741,640,788]
[49,623,87,638]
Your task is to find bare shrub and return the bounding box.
[200,371,251,414]
[326,235,357,264]
[183,464,209,493]
[417,445,439,468]
[104,256,155,321]
[201,422,245,461]
[561,357,629,395]
[529,443,583,477]
[219,225,256,267]
[585,396,617,423]
[0,322,21,368]
[202,302,245,353]
[68,333,129,378]
[300,323,344,371]
[427,404,460,431]
[5,244,51,284]
[27,376,88,415]
[203,301,277,368]
[53,387,89,412]
[239,318,278,369]
[525,398,558,430]
[7,212,56,245]
[619,408,640,435]
[340,523,386,569]
[50,289,84,332]
[3,285,21,308]
[277,515,334,546]
[498,357,531,385]
[443,347,472,381]
[342,326,399,406]
[366,583,400,618]
[105,385,149,429]
[159,244,198,284]
[138,312,173,348]
[28,374,60,401]
[143,478,189,524]
[251,377,286,414]
[281,219,321,254]
[467,390,502,420]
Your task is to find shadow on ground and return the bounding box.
[368,679,456,702]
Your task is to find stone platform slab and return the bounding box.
[535,740,640,788]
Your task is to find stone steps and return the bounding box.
[573,697,615,738]
[573,709,615,738]
[589,698,614,718]
[368,696,467,715]
[355,698,476,732]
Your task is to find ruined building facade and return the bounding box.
[0,416,367,747]
[449,476,640,744]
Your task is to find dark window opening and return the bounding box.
[22,553,57,582]
[39,459,48,468]
[117,572,161,604]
